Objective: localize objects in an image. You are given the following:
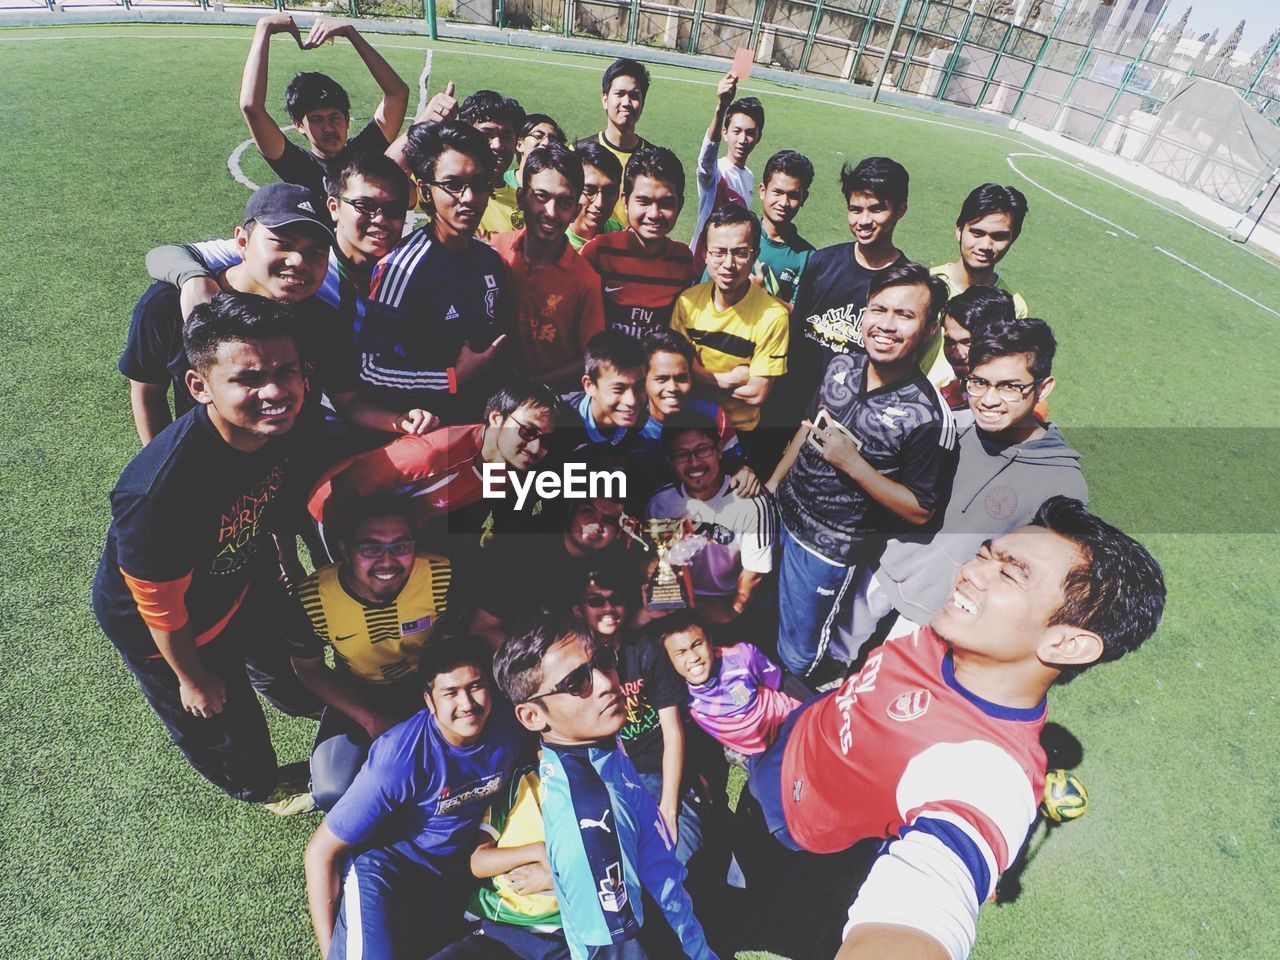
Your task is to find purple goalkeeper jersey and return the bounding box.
[687,643,801,756]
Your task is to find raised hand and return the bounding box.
[303,17,355,49]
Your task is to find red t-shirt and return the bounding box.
[780,626,1046,899]
[491,230,605,383]
[581,230,699,340]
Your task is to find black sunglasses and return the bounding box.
[526,645,619,703]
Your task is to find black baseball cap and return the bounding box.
[242,183,334,242]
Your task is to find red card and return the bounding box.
[731,47,754,79]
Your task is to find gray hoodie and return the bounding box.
[875,421,1088,623]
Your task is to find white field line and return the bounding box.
[1006,152,1138,238]
[416,47,432,117]
[1155,246,1280,319]
[227,137,260,191]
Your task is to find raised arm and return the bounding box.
[240,13,304,162]
[705,72,738,146]
[304,19,409,142]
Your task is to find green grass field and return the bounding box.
[1,22,1278,960]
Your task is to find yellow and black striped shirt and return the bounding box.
[292,554,452,684]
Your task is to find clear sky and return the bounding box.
[1178,0,1278,55]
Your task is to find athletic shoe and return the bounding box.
[260,784,317,817]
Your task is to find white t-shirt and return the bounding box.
[691,137,755,263]
[646,477,778,597]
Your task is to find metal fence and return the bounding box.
[18,0,1280,231]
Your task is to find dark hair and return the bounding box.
[967,315,1057,381]
[725,96,765,134]
[624,145,685,201]
[840,155,909,209]
[575,140,623,184]
[521,141,585,196]
[335,493,415,548]
[1032,497,1165,680]
[602,57,650,97]
[649,608,708,648]
[284,72,349,123]
[484,379,563,422]
[699,202,762,253]
[326,151,411,202]
[943,285,1016,334]
[661,411,720,453]
[183,292,298,374]
[519,113,566,144]
[575,557,640,607]
[642,327,694,367]
[403,121,493,183]
[458,89,526,132]
[584,329,646,382]
[420,634,493,696]
[957,183,1028,240]
[494,610,591,704]
[866,261,949,329]
[762,149,815,192]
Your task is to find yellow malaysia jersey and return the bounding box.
[472,767,560,928]
[924,265,1030,386]
[479,182,523,239]
[295,553,452,684]
[671,280,790,431]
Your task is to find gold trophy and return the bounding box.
[623,516,694,611]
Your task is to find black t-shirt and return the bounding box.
[265,120,389,197]
[776,351,957,566]
[768,243,907,426]
[615,630,686,775]
[92,405,308,658]
[476,535,631,627]
[118,281,358,420]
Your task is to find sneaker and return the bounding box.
[260,785,317,817]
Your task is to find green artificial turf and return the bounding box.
[1,22,1277,960]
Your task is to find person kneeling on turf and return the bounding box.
[304,636,527,959]
[740,498,1165,960]
[289,495,455,810]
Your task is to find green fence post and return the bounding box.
[799,0,826,74]
[562,0,571,38]
[425,0,439,40]
[349,0,361,17]
[496,0,505,27]
[688,0,707,54]
[626,0,640,46]
[847,0,881,82]
[974,17,1015,107]
[933,0,976,102]
[1010,1,1070,119]
[898,0,932,75]
[1087,3,1165,148]
[1245,27,1280,99]
[870,0,911,101]
[747,0,768,59]
[1047,39,1093,132]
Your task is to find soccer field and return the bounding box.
[1,21,1278,960]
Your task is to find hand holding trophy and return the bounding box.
[621,515,695,611]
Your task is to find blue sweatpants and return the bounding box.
[328,846,470,960]
[775,523,858,677]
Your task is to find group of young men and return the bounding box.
[93,16,1168,960]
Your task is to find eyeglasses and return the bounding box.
[340,196,409,220]
[354,539,415,559]
[669,442,718,465]
[962,375,1042,403]
[706,247,755,263]
[583,592,624,609]
[526,645,619,703]
[581,184,620,202]
[425,177,494,199]
[509,416,552,445]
